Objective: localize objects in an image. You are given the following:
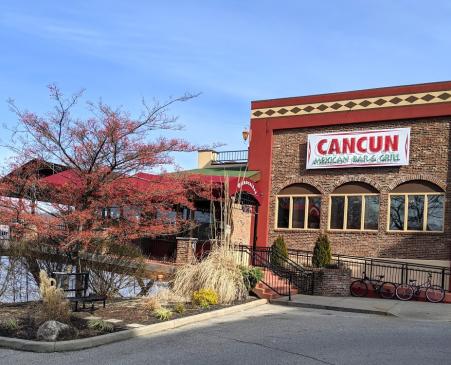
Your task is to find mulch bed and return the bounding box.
[0,297,256,341]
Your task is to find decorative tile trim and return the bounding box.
[251,90,451,119]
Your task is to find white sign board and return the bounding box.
[0,225,10,240]
[306,128,410,169]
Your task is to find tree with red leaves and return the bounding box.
[0,85,207,252]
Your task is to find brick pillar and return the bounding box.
[175,237,197,264]
[312,267,352,296]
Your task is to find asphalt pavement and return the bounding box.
[1,304,450,365]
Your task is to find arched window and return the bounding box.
[329,182,380,231]
[275,183,321,230]
[389,180,445,232]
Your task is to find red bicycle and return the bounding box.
[350,272,396,299]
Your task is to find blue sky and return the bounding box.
[1,1,451,169]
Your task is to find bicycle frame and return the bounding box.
[361,272,384,292]
[410,274,433,297]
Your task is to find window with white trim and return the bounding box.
[389,193,444,232]
[388,180,445,232]
[276,195,321,230]
[328,182,380,231]
[329,194,380,231]
[275,183,322,230]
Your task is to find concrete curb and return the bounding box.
[270,299,396,317]
[0,299,268,353]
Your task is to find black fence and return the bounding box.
[235,246,294,299]
[235,245,314,298]
[287,248,450,292]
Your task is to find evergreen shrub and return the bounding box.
[312,234,332,268]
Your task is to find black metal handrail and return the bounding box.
[286,247,450,292]
[236,245,314,297]
[212,150,248,164]
[236,246,293,300]
[271,248,314,294]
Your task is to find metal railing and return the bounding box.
[286,248,450,292]
[236,246,294,300]
[212,150,248,164]
[235,246,314,298]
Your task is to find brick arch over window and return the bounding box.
[387,175,446,192]
[274,178,325,194]
[328,176,382,194]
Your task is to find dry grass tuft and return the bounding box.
[141,297,162,312]
[153,288,188,305]
[38,271,71,323]
[172,245,247,304]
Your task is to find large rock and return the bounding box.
[36,320,78,341]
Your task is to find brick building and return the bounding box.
[247,81,451,266]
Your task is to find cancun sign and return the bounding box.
[306,128,410,169]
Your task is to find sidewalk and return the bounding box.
[272,294,451,321]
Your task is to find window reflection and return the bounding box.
[407,195,424,231]
[330,196,345,229]
[292,197,306,228]
[390,195,405,231]
[307,197,321,229]
[364,196,379,230]
[427,195,444,232]
[346,196,362,230]
[389,193,444,232]
[277,197,290,228]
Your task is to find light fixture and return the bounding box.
[242,127,250,142]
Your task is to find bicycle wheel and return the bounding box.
[379,282,396,299]
[350,280,368,297]
[395,284,414,301]
[425,285,445,303]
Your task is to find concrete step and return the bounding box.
[253,282,298,299]
[256,284,298,294]
[252,287,281,300]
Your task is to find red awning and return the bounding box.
[41,170,261,203]
[136,172,261,204]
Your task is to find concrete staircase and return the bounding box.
[252,269,298,300]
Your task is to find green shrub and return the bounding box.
[271,236,288,267]
[1,318,19,332]
[174,303,186,314]
[312,234,332,268]
[154,308,173,321]
[240,266,263,291]
[87,319,114,333]
[192,288,219,308]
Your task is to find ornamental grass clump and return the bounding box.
[174,303,186,314]
[172,245,247,304]
[154,288,187,305]
[1,318,19,332]
[38,270,71,324]
[87,319,114,333]
[142,297,162,313]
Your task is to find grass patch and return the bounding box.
[154,308,173,321]
[87,319,114,333]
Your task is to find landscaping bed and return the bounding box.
[0,297,256,341]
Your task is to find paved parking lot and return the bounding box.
[1,304,450,365]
